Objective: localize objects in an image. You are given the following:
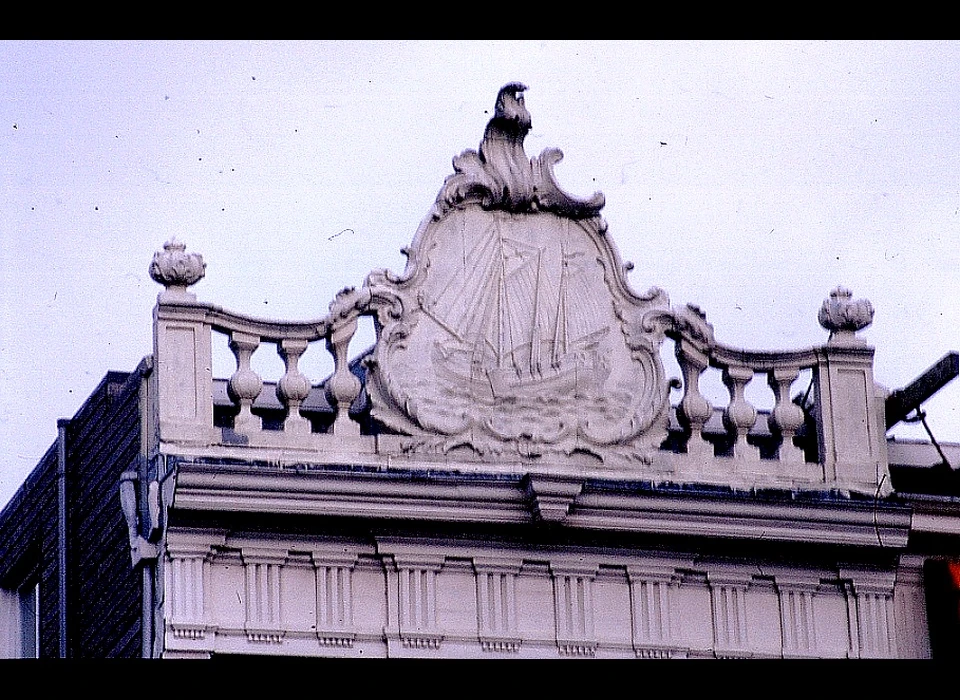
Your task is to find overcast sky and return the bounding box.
[2,40,958,509]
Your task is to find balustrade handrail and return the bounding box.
[156,297,330,343]
[706,343,820,372]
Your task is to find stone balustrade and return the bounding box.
[672,340,817,463]
[149,240,889,496]
[663,287,888,494]
[150,238,376,452]
[152,293,371,447]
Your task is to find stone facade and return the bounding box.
[3,84,959,658]
[155,528,931,659]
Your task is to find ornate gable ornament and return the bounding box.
[363,84,688,465]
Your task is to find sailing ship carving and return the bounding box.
[423,217,611,403]
[363,84,673,461]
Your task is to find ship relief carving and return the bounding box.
[364,85,673,464]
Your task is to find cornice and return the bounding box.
[166,457,911,549]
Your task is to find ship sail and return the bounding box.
[426,218,608,399]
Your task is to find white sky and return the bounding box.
[2,40,958,509]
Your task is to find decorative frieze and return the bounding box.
[158,531,923,658]
[708,570,752,657]
[384,552,446,651]
[241,548,287,644]
[627,561,688,658]
[473,557,522,653]
[551,560,599,657]
[164,534,222,645]
[842,568,896,658]
[312,547,360,648]
[774,574,820,657]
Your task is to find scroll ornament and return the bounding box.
[435,83,605,220]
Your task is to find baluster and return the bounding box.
[722,365,758,460]
[767,367,805,463]
[277,338,312,435]
[675,341,714,458]
[228,331,263,433]
[325,319,361,436]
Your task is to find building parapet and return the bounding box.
[148,84,891,499]
[150,253,889,498]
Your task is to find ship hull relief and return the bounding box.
[364,85,672,466]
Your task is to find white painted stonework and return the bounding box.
[159,530,928,659]
[142,84,936,658]
[366,207,671,464]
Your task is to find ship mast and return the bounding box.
[529,249,544,378]
[552,251,570,368]
[495,221,520,373]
